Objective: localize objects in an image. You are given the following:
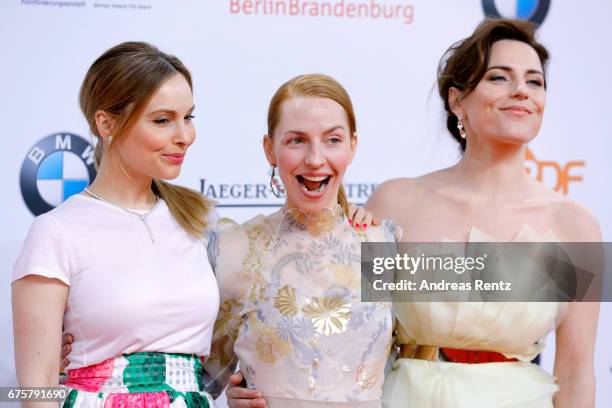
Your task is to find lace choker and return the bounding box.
[281,204,346,236]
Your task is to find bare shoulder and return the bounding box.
[549,196,602,241]
[366,178,422,218]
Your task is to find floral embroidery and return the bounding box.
[244,221,272,304]
[355,363,380,390]
[254,323,293,364]
[302,296,352,336]
[274,285,299,316]
[328,264,360,289]
[212,299,244,367]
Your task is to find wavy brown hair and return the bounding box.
[438,18,549,151]
[79,41,213,237]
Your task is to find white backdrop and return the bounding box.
[1,0,610,406]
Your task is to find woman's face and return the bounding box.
[265,96,356,213]
[111,73,196,180]
[453,39,546,147]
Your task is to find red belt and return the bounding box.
[440,347,518,364]
[399,344,518,364]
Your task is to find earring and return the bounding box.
[108,135,113,143]
[269,165,285,198]
[457,119,466,139]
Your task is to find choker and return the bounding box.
[281,204,345,236]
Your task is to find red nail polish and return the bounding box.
[348,219,353,225]
[363,224,368,229]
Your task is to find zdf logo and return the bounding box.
[525,148,584,194]
[20,132,96,216]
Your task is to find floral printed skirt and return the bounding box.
[63,352,214,407]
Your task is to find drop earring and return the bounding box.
[457,119,466,139]
[270,165,285,198]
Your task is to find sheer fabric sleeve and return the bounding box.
[203,221,252,398]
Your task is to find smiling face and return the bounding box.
[451,39,546,146]
[112,73,196,180]
[265,96,356,213]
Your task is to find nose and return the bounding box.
[511,79,529,100]
[173,120,196,147]
[304,143,324,168]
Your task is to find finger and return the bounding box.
[352,207,366,228]
[60,357,70,370]
[227,386,262,400]
[61,344,71,358]
[372,217,381,226]
[63,333,74,344]
[347,203,357,225]
[228,398,267,408]
[250,398,267,408]
[362,211,373,229]
[229,371,245,386]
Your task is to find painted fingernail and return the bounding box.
[362,224,367,229]
[348,219,352,225]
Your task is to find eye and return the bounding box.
[185,114,195,121]
[328,136,342,144]
[527,79,544,87]
[288,137,305,145]
[489,75,507,82]
[153,117,171,125]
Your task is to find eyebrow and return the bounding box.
[283,125,346,136]
[486,65,544,76]
[147,105,196,116]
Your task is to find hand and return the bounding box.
[348,203,380,231]
[60,333,73,371]
[226,371,266,408]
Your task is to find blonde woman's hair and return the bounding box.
[79,41,213,237]
[267,74,356,216]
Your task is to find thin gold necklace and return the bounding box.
[84,187,159,245]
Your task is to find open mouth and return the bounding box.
[296,175,331,194]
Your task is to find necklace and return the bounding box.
[84,187,159,245]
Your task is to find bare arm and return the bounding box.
[553,204,602,408]
[12,275,68,408]
[553,302,599,408]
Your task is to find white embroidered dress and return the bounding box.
[205,206,396,408]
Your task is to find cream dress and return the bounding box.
[205,206,397,408]
[382,226,566,408]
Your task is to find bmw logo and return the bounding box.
[20,132,96,216]
[482,0,551,26]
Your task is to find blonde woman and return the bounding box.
[203,74,398,408]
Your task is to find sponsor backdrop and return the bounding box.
[1,0,610,405]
